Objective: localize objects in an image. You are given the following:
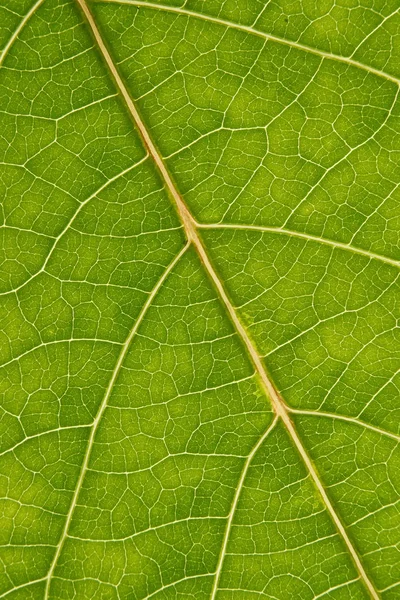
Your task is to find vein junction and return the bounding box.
[68,1,383,597]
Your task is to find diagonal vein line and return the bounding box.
[0,155,149,298]
[188,226,382,600]
[286,407,400,443]
[0,0,45,67]
[196,223,400,268]
[349,7,400,58]
[210,416,278,600]
[143,573,214,600]
[43,241,189,598]
[76,1,381,598]
[0,578,48,599]
[93,0,400,87]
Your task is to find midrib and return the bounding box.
[55,1,381,598]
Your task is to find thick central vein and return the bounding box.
[75,1,380,597]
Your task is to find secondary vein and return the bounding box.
[0,155,149,297]
[95,0,400,87]
[0,0,45,67]
[196,223,400,268]
[286,407,400,443]
[43,241,189,598]
[210,416,278,600]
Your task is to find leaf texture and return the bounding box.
[0,1,400,598]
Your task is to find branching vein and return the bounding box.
[74,1,382,597]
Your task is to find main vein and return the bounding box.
[75,1,380,597]
[43,242,189,598]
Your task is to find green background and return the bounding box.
[0,0,399,597]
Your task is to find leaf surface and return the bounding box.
[0,0,400,598]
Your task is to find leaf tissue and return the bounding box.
[1,0,400,598]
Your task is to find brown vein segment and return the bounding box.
[75,1,380,597]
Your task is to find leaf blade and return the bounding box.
[1,0,399,598]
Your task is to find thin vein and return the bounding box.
[143,573,213,600]
[0,577,47,599]
[281,83,400,230]
[287,407,400,443]
[68,515,225,542]
[94,0,400,87]
[75,2,381,597]
[226,531,339,556]
[0,155,149,297]
[0,338,123,371]
[350,8,400,58]
[210,416,278,600]
[313,578,361,599]
[0,0,45,67]
[196,222,400,268]
[43,242,189,598]
[0,424,92,459]
[379,581,400,593]
[350,498,400,528]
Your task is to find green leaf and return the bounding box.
[1,0,399,598]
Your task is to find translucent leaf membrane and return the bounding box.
[0,0,399,598]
